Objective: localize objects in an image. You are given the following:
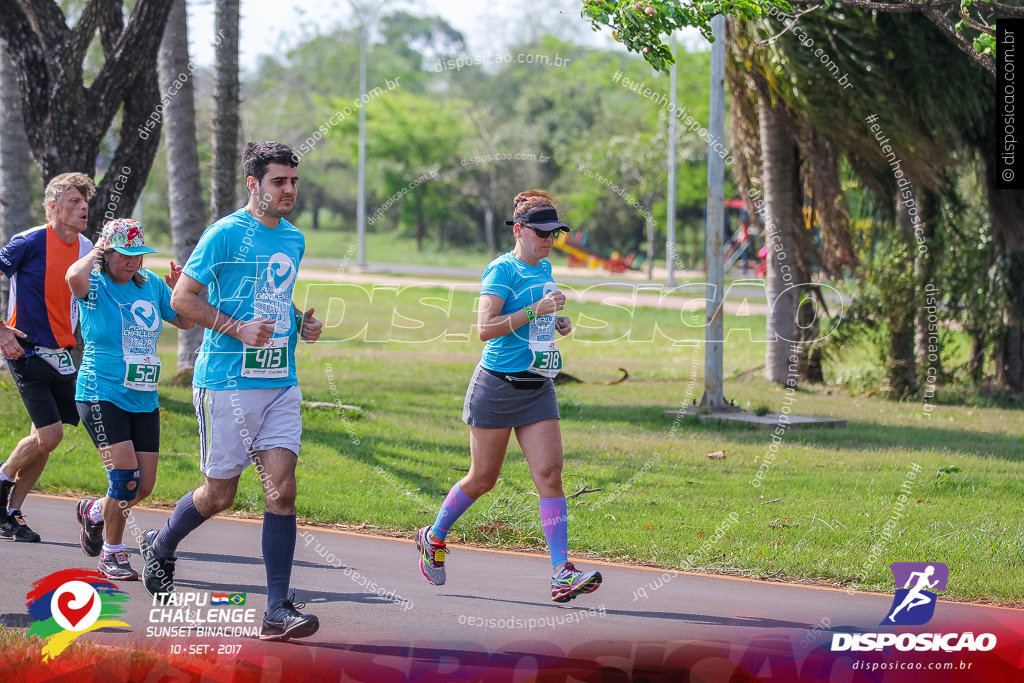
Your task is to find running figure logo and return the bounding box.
[883,562,949,626]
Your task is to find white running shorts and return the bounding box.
[192,385,302,479]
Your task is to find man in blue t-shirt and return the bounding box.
[139,142,323,643]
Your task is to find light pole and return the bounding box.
[350,0,386,268]
[666,38,677,288]
[699,14,729,408]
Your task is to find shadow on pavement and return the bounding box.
[443,593,811,629]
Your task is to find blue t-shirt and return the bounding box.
[75,269,178,412]
[478,252,558,373]
[184,208,305,390]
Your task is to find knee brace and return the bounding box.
[107,468,140,502]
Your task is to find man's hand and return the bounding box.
[555,315,572,336]
[0,324,27,359]
[299,307,322,343]
[236,319,277,347]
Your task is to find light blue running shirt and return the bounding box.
[478,252,561,375]
[75,269,179,412]
[184,208,305,390]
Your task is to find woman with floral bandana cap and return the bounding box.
[66,218,193,580]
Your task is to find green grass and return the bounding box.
[3,280,1020,604]
[302,229,494,270]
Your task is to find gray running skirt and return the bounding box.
[462,364,560,429]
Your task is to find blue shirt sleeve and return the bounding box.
[0,234,27,278]
[183,226,223,287]
[153,274,178,323]
[480,260,515,302]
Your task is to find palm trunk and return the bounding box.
[210,0,240,221]
[758,88,799,387]
[0,46,32,319]
[159,0,205,372]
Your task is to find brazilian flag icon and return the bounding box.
[228,593,247,605]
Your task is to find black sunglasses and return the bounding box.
[523,225,568,239]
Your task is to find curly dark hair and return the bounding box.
[241,141,298,183]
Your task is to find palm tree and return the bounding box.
[730,8,991,394]
[210,0,240,221]
[159,0,205,373]
[0,46,33,316]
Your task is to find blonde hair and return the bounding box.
[44,172,96,220]
[512,190,556,223]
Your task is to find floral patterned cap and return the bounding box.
[99,218,156,256]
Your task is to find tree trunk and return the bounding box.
[415,190,425,251]
[0,1,174,240]
[0,46,33,320]
[888,195,918,398]
[967,336,984,382]
[984,134,1024,391]
[311,184,322,231]
[914,189,941,379]
[484,166,498,253]
[645,211,655,281]
[159,0,205,372]
[210,0,240,221]
[757,87,799,387]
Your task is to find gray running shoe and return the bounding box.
[99,550,140,581]
[550,561,602,603]
[416,526,447,585]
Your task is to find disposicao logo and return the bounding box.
[26,569,129,660]
[831,562,996,653]
[884,562,948,626]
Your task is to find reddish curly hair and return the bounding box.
[512,190,556,223]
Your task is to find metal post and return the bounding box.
[356,21,368,267]
[666,39,678,288]
[699,14,728,408]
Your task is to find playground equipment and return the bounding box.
[553,231,637,273]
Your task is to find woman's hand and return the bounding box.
[164,260,183,288]
[555,315,571,336]
[535,289,565,316]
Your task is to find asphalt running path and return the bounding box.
[3,495,1021,677]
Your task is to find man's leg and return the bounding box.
[253,447,298,610]
[256,444,318,641]
[139,475,239,597]
[154,475,240,556]
[0,422,62,541]
[3,422,62,510]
